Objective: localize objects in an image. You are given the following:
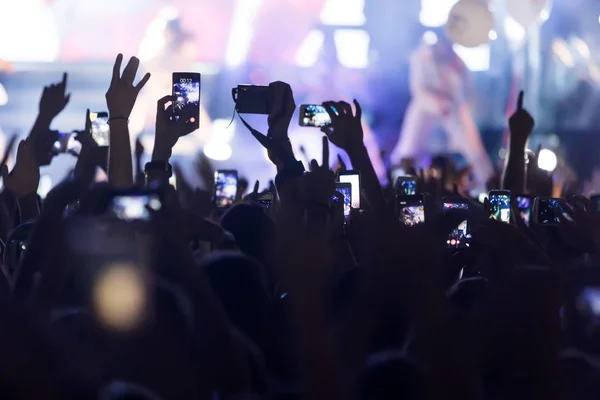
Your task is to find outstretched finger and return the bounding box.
[310,159,320,172]
[157,95,174,114]
[122,56,140,84]
[111,54,123,85]
[321,135,329,168]
[353,99,362,120]
[60,72,68,89]
[252,180,260,195]
[337,101,352,116]
[135,72,151,92]
[517,90,524,111]
[85,109,91,134]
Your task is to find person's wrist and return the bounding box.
[152,147,172,162]
[346,142,368,158]
[152,137,174,161]
[35,113,53,128]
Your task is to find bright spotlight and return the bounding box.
[423,30,438,45]
[204,142,232,161]
[453,44,490,72]
[538,149,558,172]
[93,263,147,332]
[37,174,53,199]
[419,0,459,27]
[504,16,526,44]
[225,0,263,67]
[296,29,325,67]
[489,30,498,41]
[334,29,370,69]
[320,0,366,26]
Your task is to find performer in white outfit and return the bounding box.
[133,8,212,155]
[390,33,493,186]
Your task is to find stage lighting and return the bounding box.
[295,29,325,67]
[419,0,459,27]
[320,0,366,26]
[489,30,498,41]
[453,44,490,72]
[204,142,232,161]
[334,29,370,69]
[93,263,148,332]
[538,149,558,172]
[37,174,53,199]
[225,0,263,67]
[572,37,590,60]
[504,17,526,44]
[423,31,438,46]
[552,39,574,68]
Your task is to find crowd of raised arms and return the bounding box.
[0,53,599,400]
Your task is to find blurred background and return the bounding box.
[1,0,599,190]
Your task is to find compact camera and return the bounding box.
[232,84,274,115]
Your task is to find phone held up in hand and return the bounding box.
[232,85,273,115]
[334,182,352,221]
[172,72,201,124]
[534,197,571,225]
[516,194,532,226]
[298,104,332,127]
[257,192,273,209]
[54,131,82,154]
[396,195,425,227]
[395,175,417,196]
[489,190,511,223]
[214,170,238,209]
[90,111,109,146]
[442,197,469,249]
[101,190,163,222]
[338,170,361,210]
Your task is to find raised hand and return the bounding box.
[297,136,335,208]
[321,100,364,151]
[153,95,199,161]
[105,54,150,119]
[508,91,535,145]
[1,138,40,198]
[38,72,70,121]
[268,81,296,140]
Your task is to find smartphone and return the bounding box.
[516,195,532,226]
[581,287,600,315]
[534,197,571,225]
[396,195,425,227]
[54,132,82,154]
[591,194,600,213]
[442,197,469,248]
[338,171,360,209]
[90,111,109,146]
[172,72,201,124]
[105,193,162,222]
[214,170,238,208]
[395,176,417,196]
[232,85,273,114]
[257,192,273,209]
[489,190,511,223]
[334,182,352,221]
[298,104,332,127]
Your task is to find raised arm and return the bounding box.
[146,95,199,187]
[502,91,534,193]
[322,100,387,213]
[105,54,150,188]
